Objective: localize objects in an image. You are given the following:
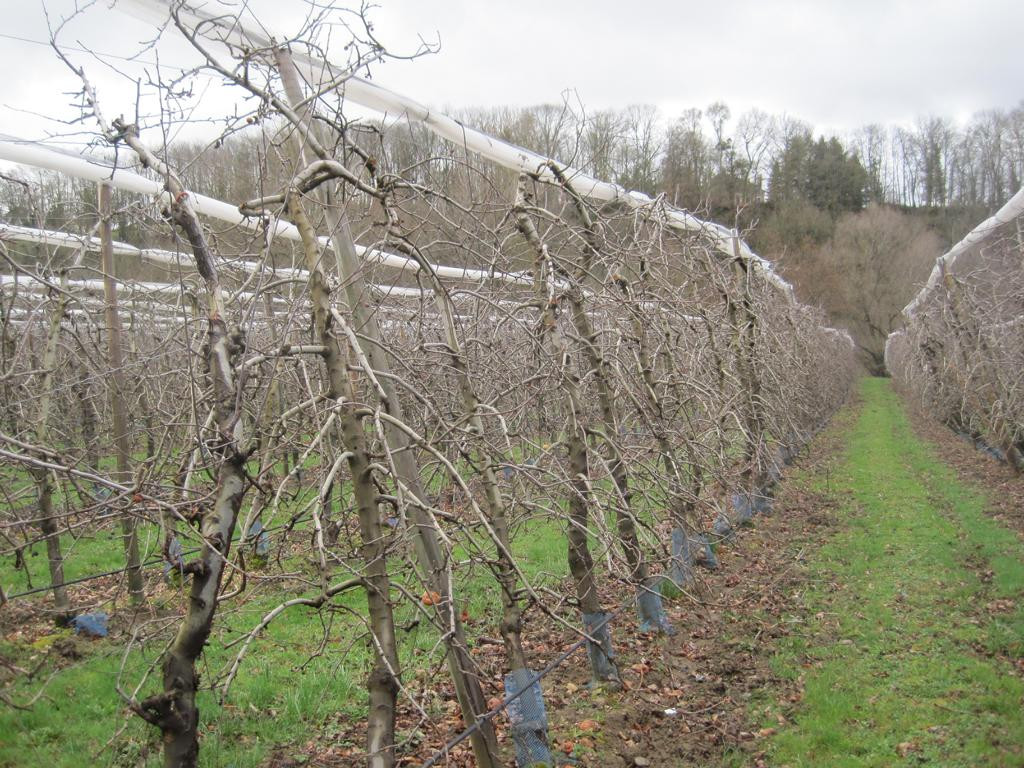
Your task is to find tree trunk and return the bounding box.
[376,198,531,673]
[290,195,401,768]
[116,125,250,768]
[274,48,499,766]
[731,234,765,491]
[156,437,246,767]
[513,177,620,684]
[37,470,70,620]
[99,182,145,605]
[33,269,71,620]
[628,283,700,586]
[551,168,666,633]
[72,365,100,473]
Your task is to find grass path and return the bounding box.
[758,378,1024,767]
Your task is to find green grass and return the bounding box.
[1,593,367,767]
[0,422,802,766]
[751,378,1024,767]
[0,490,571,767]
[3,524,157,597]
[9,383,1022,766]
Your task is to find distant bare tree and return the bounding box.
[819,205,940,372]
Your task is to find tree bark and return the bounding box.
[376,196,531,673]
[513,176,620,683]
[33,269,71,620]
[549,167,665,632]
[624,269,701,585]
[731,234,766,491]
[99,182,145,605]
[289,194,401,768]
[273,47,499,766]
[116,124,250,768]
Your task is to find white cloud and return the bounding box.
[0,0,1021,145]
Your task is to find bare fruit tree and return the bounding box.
[888,187,1024,471]
[0,2,856,767]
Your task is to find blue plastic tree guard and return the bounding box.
[582,611,619,685]
[504,668,552,767]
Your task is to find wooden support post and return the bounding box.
[98,182,146,605]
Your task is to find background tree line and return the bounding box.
[4,99,1022,372]
[453,99,1023,372]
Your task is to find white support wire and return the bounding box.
[0,286,493,329]
[2,220,216,276]
[0,137,539,290]
[0,272,302,315]
[3,306,185,332]
[0,220,533,306]
[0,226,547,327]
[0,270,185,299]
[0,149,844,339]
[118,0,796,302]
[902,184,1024,318]
[4,220,718,329]
[3,0,853,338]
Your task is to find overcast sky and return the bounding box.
[0,0,1022,146]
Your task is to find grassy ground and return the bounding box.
[753,378,1024,767]
[0,496,571,767]
[5,379,1022,767]
[2,427,671,766]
